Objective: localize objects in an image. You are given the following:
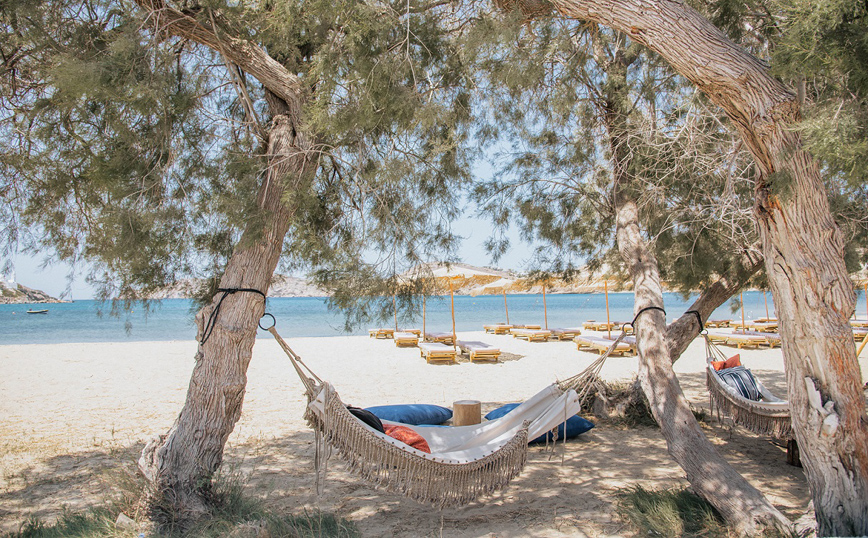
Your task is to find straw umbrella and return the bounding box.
[469,277,516,325]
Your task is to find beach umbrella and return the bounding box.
[469,277,516,325]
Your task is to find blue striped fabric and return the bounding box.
[717,366,762,401]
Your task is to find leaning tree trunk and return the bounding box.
[132,2,316,528]
[503,0,868,533]
[138,92,314,526]
[599,48,789,533]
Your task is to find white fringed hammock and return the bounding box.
[703,333,792,440]
[267,326,624,507]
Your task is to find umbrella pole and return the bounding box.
[605,280,611,339]
[543,283,548,330]
[763,291,769,320]
[740,291,745,333]
[865,283,867,321]
[503,290,510,325]
[423,296,427,339]
[450,279,457,349]
[393,295,398,332]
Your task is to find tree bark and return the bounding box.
[138,92,314,527]
[510,1,868,533]
[598,45,789,533]
[132,2,317,528]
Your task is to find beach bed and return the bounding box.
[575,335,635,356]
[483,324,514,335]
[510,328,552,342]
[398,328,422,336]
[707,330,776,349]
[457,340,501,362]
[424,331,455,345]
[582,321,618,331]
[418,342,457,364]
[368,328,394,339]
[393,331,419,347]
[731,320,779,333]
[550,327,582,340]
[851,320,868,328]
[512,324,542,330]
[704,319,732,328]
[853,327,868,341]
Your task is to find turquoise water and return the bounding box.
[1,290,865,345]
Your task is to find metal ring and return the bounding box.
[258,312,276,331]
[700,329,709,335]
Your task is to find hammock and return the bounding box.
[703,333,792,440]
[267,325,626,507]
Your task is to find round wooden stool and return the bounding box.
[453,400,481,426]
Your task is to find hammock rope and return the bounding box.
[702,333,792,439]
[265,322,629,507]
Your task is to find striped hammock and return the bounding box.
[703,334,792,440]
[268,326,626,507]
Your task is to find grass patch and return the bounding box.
[616,485,802,538]
[4,469,358,538]
[617,485,727,537]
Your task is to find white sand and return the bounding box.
[2,329,863,536]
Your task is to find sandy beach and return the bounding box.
[3,329,864,536]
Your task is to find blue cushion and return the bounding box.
[365,404,453,425]
[485,403,594,444]
[717,365,762,401]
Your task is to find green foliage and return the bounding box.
[1,0,476,319]
[466,15,763,291]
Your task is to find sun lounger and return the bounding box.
[510,328,552,342]
[575,335,634,356]
[850,320,868,328]
[704,319,731,328]
[424,331,455,345]
[393,331,419,347]
[550,327,582,340]
[742,330,781,347]
[853,327,868,341]
[483,324,514,335]
[457,340,501,362]
[418,342,457,364]
[368,328,394,339]
[708,330,775,349]
[398,328,422,336]
[512,324,542,330]
[582,321,620,331]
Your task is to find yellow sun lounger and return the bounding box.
[368,328,394,339]
[394,331,419,347]
[510,328,552,342]
[707,330,776,349]
[424,331,455,345]
[418,342,457,364]
[550,327,582,340]
[575,335,635,356]
[483,324,514,335]
[457,340,501,362]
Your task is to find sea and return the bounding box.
[2,290,865,345]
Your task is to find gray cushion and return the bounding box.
[718,365,762,401]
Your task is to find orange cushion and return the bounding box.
[711,354,741,371]
[383,424,431,453]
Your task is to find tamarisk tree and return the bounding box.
[1,0,474,528]
[493,0,868,534]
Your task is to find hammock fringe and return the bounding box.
[706,368,792,439]
[304,386,529,508]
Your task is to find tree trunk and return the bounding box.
[598,46,789,533]
[509,1,868,533]
[138,92,314,528]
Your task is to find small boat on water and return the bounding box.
[26,309,49,314]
